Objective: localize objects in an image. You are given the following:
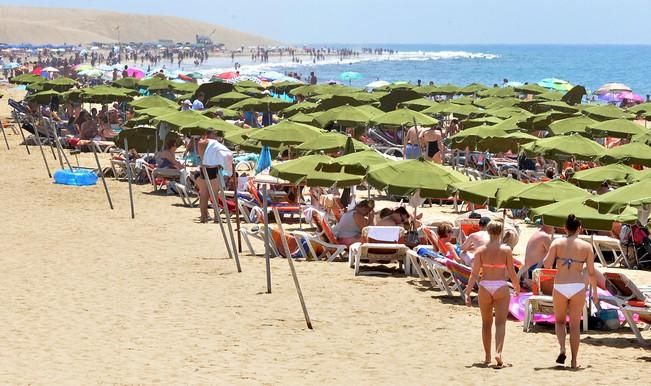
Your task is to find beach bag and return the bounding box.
[596,309,620,330]
[405,223,419,246]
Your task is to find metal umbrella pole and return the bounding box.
[91,139,114,210]
[31,117,52,178]
[12,111,30,155]
[216,167,242,272]
[0,120,9,150]
[263,184,271,293]
[272,207,313,330]
[48,121,73,170]
[201,166,234,262]
[123,137,135,219]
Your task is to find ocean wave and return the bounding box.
[192,50,499,79]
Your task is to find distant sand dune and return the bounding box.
[0,6,281,48]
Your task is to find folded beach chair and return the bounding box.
[349,226,408,275]
[405,246,456,296]
[524,268,588,332]
[291,210,347,262]
[247,180,301,216]
[444,259,475,300]
[598,272,651,344]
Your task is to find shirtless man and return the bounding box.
[520,221,553,281]
[403,125,422,159]
[419,125,444,163]
[459,216,491,265]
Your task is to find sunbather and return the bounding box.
[157,138,184,170]
[334,200,375,246]
[436,224,462,263]
[459,216,491,265]
[465,221,520,367]
[542,214,599,369]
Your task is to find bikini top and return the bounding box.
[482,263,507,269]
[555,256,585,269]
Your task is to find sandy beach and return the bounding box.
[1,84,650,384]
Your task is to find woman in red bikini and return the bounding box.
[465,221,520,367]
[543,214,598,369]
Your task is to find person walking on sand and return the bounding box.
[403,125,422,159]
[543,214,598,369]
[419,125,443,163]
[196,129,233,223]
[465,221,520,367]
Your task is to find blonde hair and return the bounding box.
[486,220,503,239]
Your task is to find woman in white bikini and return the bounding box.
[465,221,520,367]
[543,214,598,369]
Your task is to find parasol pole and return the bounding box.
[216,166,242,272]
[13,110,31,155]
[31,115,52,178]
[201,165,234,261]
[272,207,313,329]
[123,137,135,219]
[91,139,114,210]
[49,120,73,170]
[233,162,242,253]
[0,119,9,150]
[263,184,271,293]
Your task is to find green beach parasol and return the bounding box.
[42,77,77,91]
[583,105,635,121]
[313,105,373,128]
[448,125,508,150]
[270,154,334,185]
[547,116,596,136]
[600,142,651,167]
[451,177,526,207]
[208,91,251,107]
[586,119,645,138]
[130,95,178,110]
[570,164,638,189]
[26,89,60,104]
[521,133,606,160]
[497,179,591,209]
[295,132,369,153]
[370,107,439,129]
[586,179,651,213]
[246,121,323,146]
[81,86,134,103]
[281,101,318,116]
[477,131,538,153]
[112,77,139,89]
[367,158,468,197]
[531,197,636,231]
[398,98,439,111]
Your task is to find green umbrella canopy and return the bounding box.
[26,82,44,92]
[130,95,178,110]
[535,101,581,114]
[628,168,651,183]
[289,83,348,97]
[153,110,211,128]
[458,83,489,95]
[452,177,526,207]
[81,86,134,103]
[412,84,439,95]
[583,104,635,121]
[113,77,139,89]
[209,91,251,106]
[135,106,180,118]
[477,87,517,98]
[303,168,365,188]
[234,80,265,89]
[235,87,263,97]
[228,96,293,111]
[295,132,369,153]
[448,124,509,150]
[492,117,526,132]
[628,102,651,115]
[124,115,152,128]
[600,143,651,167]
[514,84,548,95]
[547,116,596,136]
[370,107,439,129]
[485,107,532,120]
[246,121,323,146]
[319,149,390,172]
[200,106,241,120]
[367,158,468,197]
[192,81,234,101]
[474,97,521,109]
[463,116,503,128]
[115,127,160,153]
[570,164,638,189]
[379,89,423,111]
[313,104,373,128]
[586,119,646,138]
[287,112,318,125]
[435,103,485,118]
[433,83,460,95]
[451,96,476,105]
[270,154,334,184]
[357,104,388,119]
[281,101,318,116]
[9,73,44,84]
[138,77,172,90]
[531,197,636,231]
[522,133,606,160]
[477,131,538,153]
[272,80,304,92]
[26,89,60,104]
[62,88,82,103]
[631,131,651,146]
[398,98,439,111]
[586,179,651,213]
[497,179,591,209]
[535,91,565,101]
[179,118,242,136]
[312,94,368,110]
[170,81,199,94]
[42,77,77,91]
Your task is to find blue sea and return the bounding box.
[202,44,651,97]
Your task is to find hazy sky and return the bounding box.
[2,0,649,44]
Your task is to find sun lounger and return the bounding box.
[524,268,588,332]
[349,226,408,276]
[291,210,347,262]
[578,234,630,268]
[598,272,651,344]
[406,246,456,296]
